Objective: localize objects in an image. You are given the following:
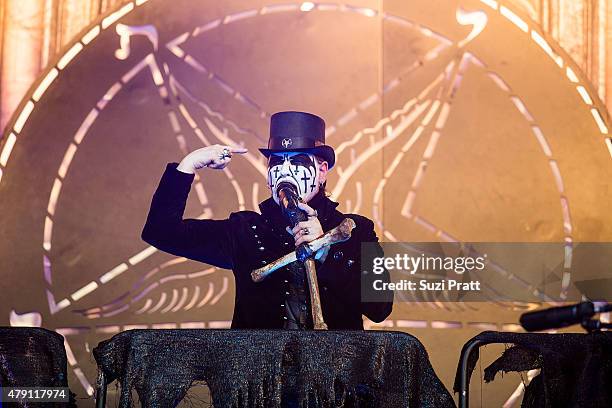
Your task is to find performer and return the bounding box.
[142,111,392,329]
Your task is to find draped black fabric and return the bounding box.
[0,327,75,407]
[453,331,612,408]
[93,329,454,407]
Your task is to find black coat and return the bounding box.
[142,163,393,329]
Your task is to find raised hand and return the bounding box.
[285,201,330,262]
[177,144,248,174]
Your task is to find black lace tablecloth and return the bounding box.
[453,331,612,408]
[93,329,454,407]
[0,327,75,407]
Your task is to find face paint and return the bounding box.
[267,152,320,205]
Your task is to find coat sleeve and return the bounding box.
[356,218,393,323]
[320,216,393,323]
[141,162,234,269]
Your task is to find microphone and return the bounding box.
[276,182,307,227]
[519,301,595,332]
[277,182,313,262]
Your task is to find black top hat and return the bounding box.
[259,111,335,168]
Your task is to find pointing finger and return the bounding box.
[229,145,248,154]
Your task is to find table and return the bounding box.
[93,329,454,407]
[0,327,74,407]
[454,331,612,408]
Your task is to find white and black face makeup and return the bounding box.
[267,152,320,205]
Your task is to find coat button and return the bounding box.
[301,305,307,311]
[261,260,267,265]
[333,251,343,261]
[254,234,258,238]
[347,259,355,267]
[323,286,328,291]
[251,225,257,229]
[258,246,265,251]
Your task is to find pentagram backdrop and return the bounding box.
[0,0,611,406]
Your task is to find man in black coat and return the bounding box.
[142,111,392,330]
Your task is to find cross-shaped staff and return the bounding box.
[251,218,356,329]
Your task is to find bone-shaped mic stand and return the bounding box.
[277,183,327,330]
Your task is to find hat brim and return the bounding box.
[259,145,335,169]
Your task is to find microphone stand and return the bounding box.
[581,319,612,333]
[277,183,328,330]
[581,302,612,332]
